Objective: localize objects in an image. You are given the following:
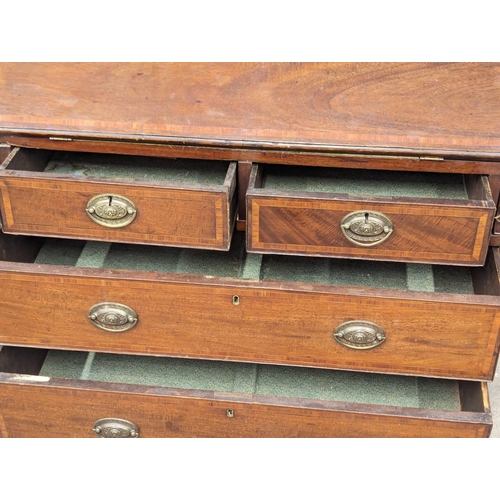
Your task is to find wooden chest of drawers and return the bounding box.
[0,62,499,438]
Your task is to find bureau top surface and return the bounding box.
[0,62,499,158]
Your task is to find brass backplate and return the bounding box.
[93,418,139,438]
[88,302,138,332]
[86,193,137,228]
[341,210,393,247]
[334,320,386,350]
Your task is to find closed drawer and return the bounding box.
[1,234,500,380]
[247,164,496,266]
[0,347,492,438]
[0,148,237,250]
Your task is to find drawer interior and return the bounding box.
[31,233,479,294]
[0,346,490,437]
[259,164,476,200]
[34,349,461,410]
[2,149,232,186]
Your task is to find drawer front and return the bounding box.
[247,165,496,265]
[0,364,492,438]
[1,261,500,380]
[0,148,237,250]
[0,382,489,438]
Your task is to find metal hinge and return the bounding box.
[419,156,444,161]
[49,136,73,141]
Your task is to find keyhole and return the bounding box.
[108,196,113,206]
[364,212,369,222]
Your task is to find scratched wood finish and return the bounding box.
[1,250,500,380]
[0,371,492,438]
[3,135,500,175]
[247,165,495,265]
[1,63,500,159]
[0,148,237,250]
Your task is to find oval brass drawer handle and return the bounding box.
[341,210,393,247]
[334,320,386,350]
[86,194,137,228]
[93,418,139,438]
[88,302,138,332]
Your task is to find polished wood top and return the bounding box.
[0,63,499,157]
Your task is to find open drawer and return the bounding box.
[246,164,496,265]
[0,148,237,250]
[1,232,500,380]
[0,346,492,438]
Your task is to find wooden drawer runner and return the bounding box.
[1,234,500,380]
[247,164,495,265]
[0,347,492,438]
[0,148,237,250]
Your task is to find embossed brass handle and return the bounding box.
[341,211,393,247]
[86,194,137,228]
[93,418,139,438]
[88,302,138,332]
[334,320,386,350]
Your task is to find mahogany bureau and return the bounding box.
[0,62,499,438]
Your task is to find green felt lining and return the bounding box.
[44,152,229,185]
[39,350,461,410]
[261,165,469,199]
[33,234,475,294]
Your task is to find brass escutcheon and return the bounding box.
[334,320,386,350]
[341,210,393,247]
[86,194,137,228]
[88,302,138,332]
[93,418,139,438]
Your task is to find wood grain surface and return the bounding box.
[247,166,495,265]
[1,63,500,158]
[0,374,492,437]
[1,258,500,380]
[3,135,500,174]
[0,149,237,249]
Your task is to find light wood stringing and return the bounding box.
[0,376,492,438]
[247,165,495,265]
[1,63,500,158]
[0,149,237,250]
[0,261,500,380]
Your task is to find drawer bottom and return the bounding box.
[0,347,492,438]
